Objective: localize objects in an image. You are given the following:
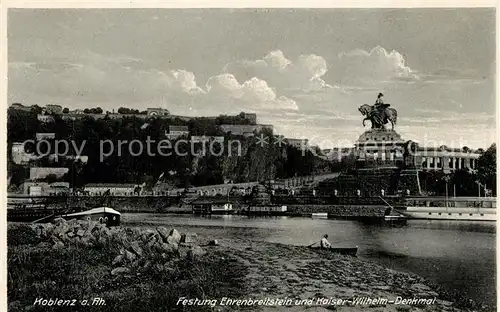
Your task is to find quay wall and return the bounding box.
[272,195,401,206]
[70,195,247,213]
[286,204,389,217]
[69,196,183,212]
[9,195,391,217]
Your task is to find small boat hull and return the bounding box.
[309,246,358,257]
[61,207,121,226]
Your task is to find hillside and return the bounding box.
[7,108,332,188]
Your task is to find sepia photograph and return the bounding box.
[5,5,497,312]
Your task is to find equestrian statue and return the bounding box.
[358,93,398,130]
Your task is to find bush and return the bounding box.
[7,224,41,246]
[7,224,248,312]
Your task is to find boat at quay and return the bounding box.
[398,196,496,221]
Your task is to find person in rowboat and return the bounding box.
[320,234,332,249]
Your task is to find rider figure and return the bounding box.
[373,93,389,127]
[375,93,384,106]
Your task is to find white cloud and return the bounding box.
[8,47,494,149]
[333,46,419,86]
[167,70,205,94]
[224,50,333,92]
[204,74,298,111]
[241,77,276,102]
[206,74,243,96]
[263,50,291,69]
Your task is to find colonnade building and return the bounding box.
[415,147,480,173]
[354,129,482,173]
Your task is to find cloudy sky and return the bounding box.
[8,8,496,148]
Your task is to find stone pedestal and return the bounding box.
[318,128,422,196]
[355,129,405,168]
[396,169,421,195]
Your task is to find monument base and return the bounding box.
[356,128,404,144]
[318,168,395,197]
[397,169,422,195]
[317,111,423,197]
[318,167,422,197]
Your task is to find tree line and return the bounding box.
[7,108,331,189]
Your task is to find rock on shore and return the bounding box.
[27,219,210,276]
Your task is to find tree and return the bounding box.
[7,110,328,186]
[31,105,43,115]
[419,170,446,195]
[90,107,103,114]
[450,169,478,196]
[8,163,29,187]
[42,174,59,184]
[477,143,496,195]
[118,107,130,114]
[83,108,90,114]
[62,107,70,113]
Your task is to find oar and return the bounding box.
[307,241,319,247]
[31,213,56,224]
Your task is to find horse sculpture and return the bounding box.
[358,104,398,130]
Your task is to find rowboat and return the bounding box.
[309,246,358,257]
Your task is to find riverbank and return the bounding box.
[7,221,480,312]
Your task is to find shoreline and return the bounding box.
[7,221,491,312]
[123,219,493,312]
[186,237,478,312]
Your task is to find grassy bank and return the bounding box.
[8,223,247,312]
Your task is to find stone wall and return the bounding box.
[272,195,389,206]
[286,204,389,217]
[68,196,182,213]
[316,167,421,196]
[397,169,422,195]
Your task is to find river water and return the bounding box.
[122,213,496,308]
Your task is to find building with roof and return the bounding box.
[219,124,274,137]
[165,125,189,139]
[286,138,309,149]
[414,146,481,173]
[30,167,69,180]
[36,133,56,141]
[147,108,170,116]
[190,198,233,214]
[20,181,70,196]
[353,129,481,173]
[84,183,138,196]
[37,115,55,123]
[241,112,257,124]
[190,136,224,143]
